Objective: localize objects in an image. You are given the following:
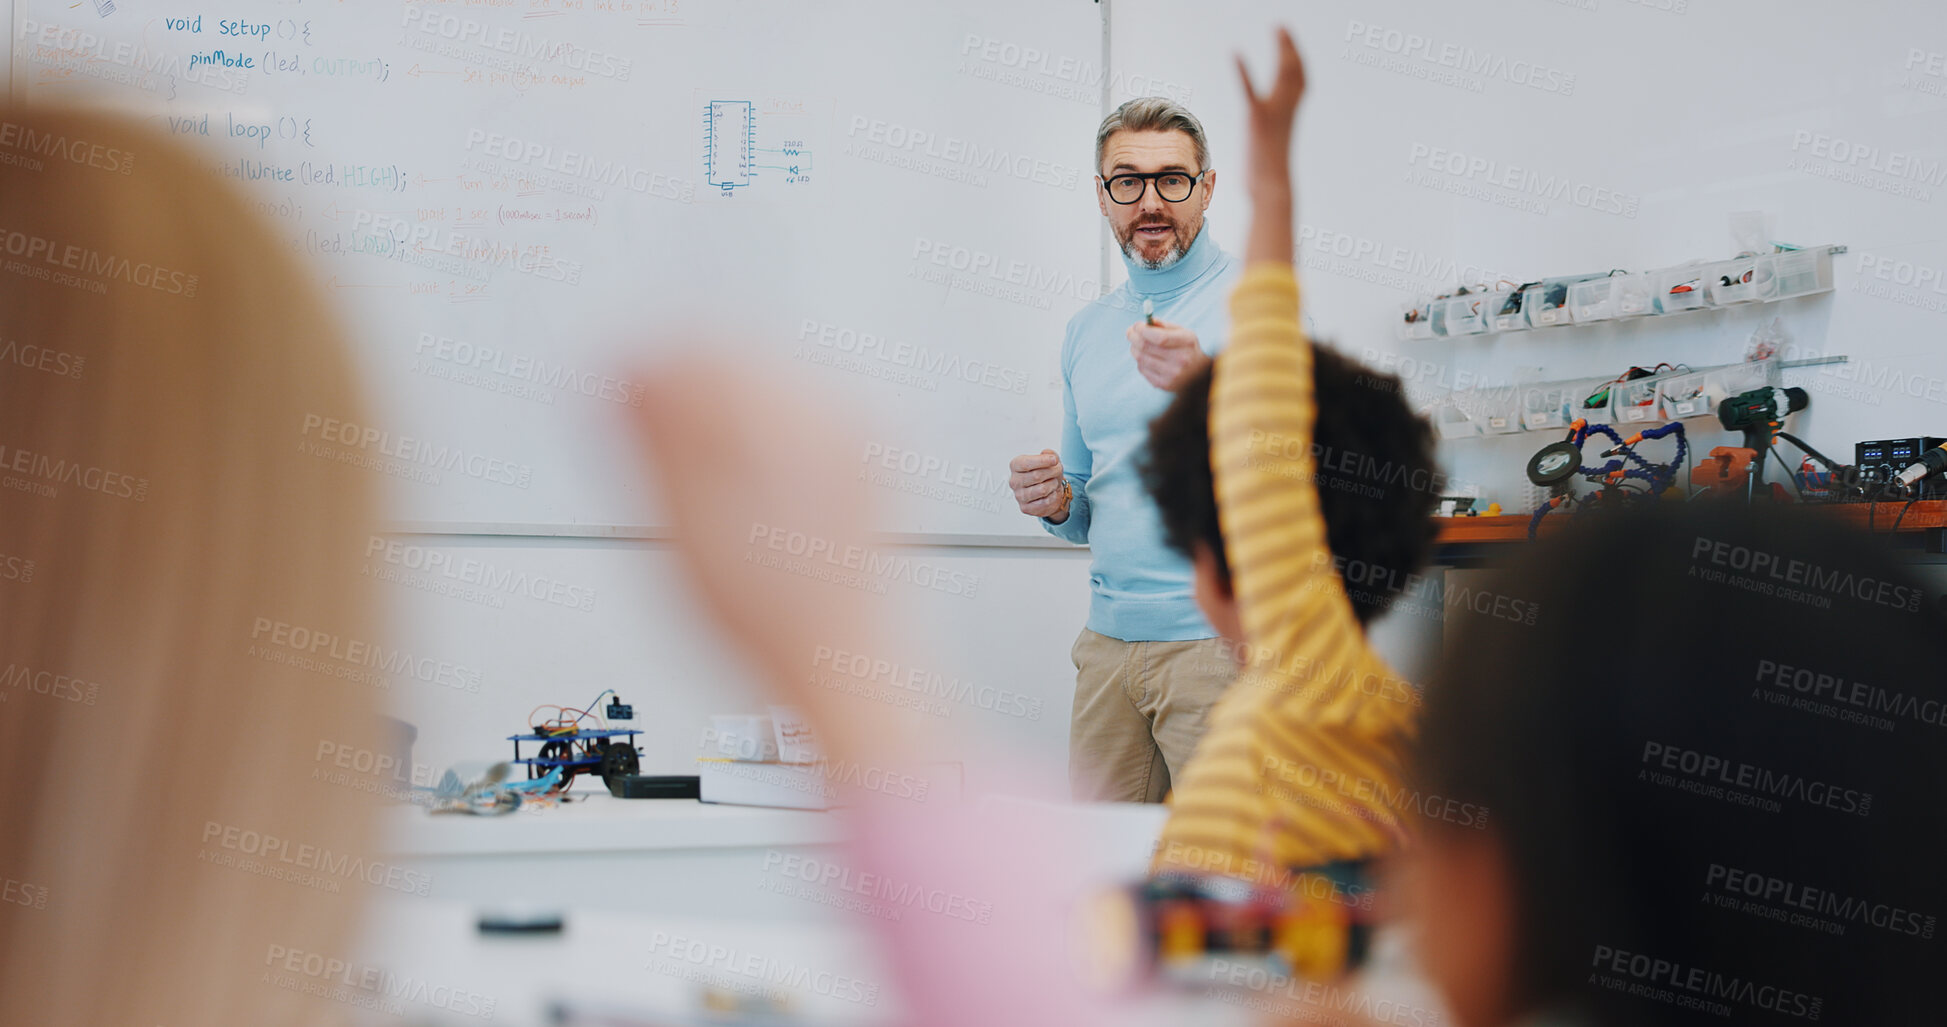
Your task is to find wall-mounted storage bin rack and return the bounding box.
[1429,358,1784,438]
[1399,245,1844,340]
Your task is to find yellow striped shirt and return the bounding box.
[1153,263,1421,887]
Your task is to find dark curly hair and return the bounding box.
[1141,345,1440,627]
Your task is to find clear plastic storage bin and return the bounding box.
[1524,278,1581,327]
[1398,298,1435,341]
[1654,367,1716,420]
[1711,358,1776,399]
[1762,249,1832,301]
[1567,274,1652,322]
[1654,359,1775,420]
[1480,410,1523,434]
[1521,381,1579,431]
[1430,293,1487,337]
[1651,265,1714,314]
[1706,257,1766,305]
[1428,396,1481,440]
[1611,374,1668,425]
[1568,379,1617,428]
[1482,287,1532,333]
[1460,384,1525,435]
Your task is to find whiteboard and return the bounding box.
[11,0,1108,537]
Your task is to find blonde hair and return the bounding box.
[0,105,386,1026]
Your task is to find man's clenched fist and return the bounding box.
[1009,449,1071,523]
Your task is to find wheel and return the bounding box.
[600,743,640,785]
[535,740,572,780]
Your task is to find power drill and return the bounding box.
[1717,386,1808,502]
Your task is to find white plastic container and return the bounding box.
[1520,381,1579,431]
[1518,274,1596,327]
[1398,298,1436,340]
[1524,277,1587,328]
[1482,287,1532,333]
[1654,367,1716,420]
[1706,257,1766,305]
[1567,274,1652,322]
[1569,380,1617,427]
[1611,374,1667,425]
[1460,384,1524,435]
[1651,264,1714,313]
[1763,249,1833,301]
[1655,359,1775,420]
[1709,358,1776,400]
[1480,410,1522,435]
[1429,397,1481,440]
[1430,293,1487,337]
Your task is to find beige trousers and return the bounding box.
[1067,627,1237,803]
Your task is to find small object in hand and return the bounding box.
[1143,297,1157,325]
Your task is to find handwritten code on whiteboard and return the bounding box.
[10,0,1100,534]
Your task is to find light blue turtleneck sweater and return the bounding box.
[1043,226,1238,641]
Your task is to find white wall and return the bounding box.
[378,537,1099,792]
[1114,0,1947,512]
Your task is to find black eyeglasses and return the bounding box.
[1100,169,1209,205]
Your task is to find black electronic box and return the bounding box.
[1856,437,1947,499]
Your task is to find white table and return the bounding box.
[379,781,849,922]
[354,901,897,1026]
[368,789,1447,1027]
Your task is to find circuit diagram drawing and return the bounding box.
[702,100,814,193]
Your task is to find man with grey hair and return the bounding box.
[1007,97,1240,803]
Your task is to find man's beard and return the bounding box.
[1116,216,1196,270]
